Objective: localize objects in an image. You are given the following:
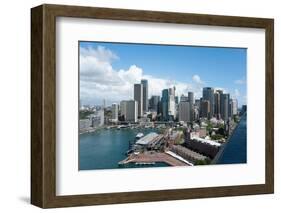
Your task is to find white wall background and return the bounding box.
[0,0,279,212]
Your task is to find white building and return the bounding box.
[90,110,104,127]
[120,100,127,118]
[168,96,176,117]
[79,119,92,130]
[168,87,176,118]
[120,100,138,122]
[232,99,238,115]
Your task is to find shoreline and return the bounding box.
[79,125,163,136]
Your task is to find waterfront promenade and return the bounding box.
[119,152,189,166]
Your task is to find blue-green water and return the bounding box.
[79,128,169,170]
[217,113,247,164]
[80,114,247,170]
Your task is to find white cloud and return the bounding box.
[214,87,229,94]
[234,89,240,98]
[80,45,118,62]
[234,78,246,84]
[192,75,204,84]
[80,46,205,105]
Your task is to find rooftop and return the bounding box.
[136,132,159,145]
[192,136,221,147]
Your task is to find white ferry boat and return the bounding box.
[136,132,144,139]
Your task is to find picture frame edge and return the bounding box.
[31,4,274,208]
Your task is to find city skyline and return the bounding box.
[79,41,247,170]
[80,41,246,107]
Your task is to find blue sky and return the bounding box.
[79,41,246,107]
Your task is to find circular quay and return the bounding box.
[78,42,247,171]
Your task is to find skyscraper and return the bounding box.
[203,87,215,118]
[175,96,179,104]
[168,87,176,119]
[161,89,169,121]
[141,79,148,113]
[169,86,176,96]
[149,95,160,113]
[200,100,210,118]
[221,93,230,121]
[194,99,201,120]
[229,99,233,118]
[134,83,143,117]
[195,99,201,108]
[179,101,191,122]
[111,103,118,122]
[188,92,194,104]
[188,92,194,121]
[242,105,247,114]
[231,99,238,115]
[120,100,138,122]
[91,110,104,127]
[120,100,127,120]
[180,95,188,102]
[125,100,138,122]
[214,90,223,119]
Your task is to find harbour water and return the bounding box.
[79,128,169,170]
[217,113,247,164]
[79,114,247,170]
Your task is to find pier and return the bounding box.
[119,152,189,167]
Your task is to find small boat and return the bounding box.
[136,132,144,139]
[118,125,127,129]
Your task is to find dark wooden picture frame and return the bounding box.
[31,4,274,208]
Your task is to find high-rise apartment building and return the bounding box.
[180,95,188,102]
[124,100,138,122]
[203,87,215,117]
[214,90,223,119]
[231,99,238,115]
[221,93,230,121]
[111,103,118,122]
[120,100,138,122]
[168,87,176,119]
[120,100,127,120]
[161,89,169,121]
[188,92,194,104]
[149,95,160,113]
[141,79,148,113]
[134,83,143,117]
[200,100,210,118]
[179,101,191,122]
[188,92,194,121]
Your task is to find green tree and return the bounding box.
[211,134,224,140]
[195,158,211,165]
[217,127,225,136]
[79,111,92,119]
[206,121,213,134]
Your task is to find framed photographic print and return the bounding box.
[31,4,274,208]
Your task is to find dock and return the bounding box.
[119,152,189,167]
